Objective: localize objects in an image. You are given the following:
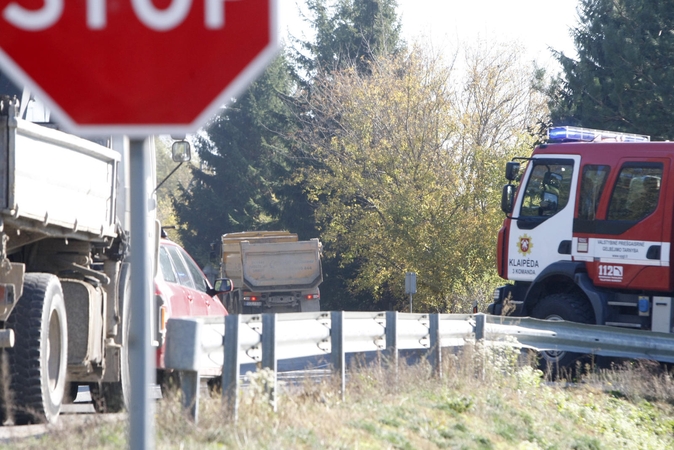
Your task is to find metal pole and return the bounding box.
[475,313,486,341]
[429,314,442,378]
[330,311,345,401]
[223,314,241,420]
[409,293,413,313]
[385,311,398,381]
[129,138,154,450]
[261,313,277,412]
[181,371,199,423]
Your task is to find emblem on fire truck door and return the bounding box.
[517,235,533,256]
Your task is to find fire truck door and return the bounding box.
[506,156,580,282]
[573,159,670,291]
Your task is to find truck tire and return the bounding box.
[156,369,180,399]
[224,292,235,314]
[90,263,131,413]
[531,293,595,377]
[229,291,242,315]
[3,273,68,424]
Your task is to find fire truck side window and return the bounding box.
[607,164,663,221]
[578,165,610,220]
[520,161,574,219]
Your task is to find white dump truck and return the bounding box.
[220,231,323,314]
[0,93,168,424]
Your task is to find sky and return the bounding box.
[278,0,581,70]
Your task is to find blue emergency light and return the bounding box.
[548,126,650,143]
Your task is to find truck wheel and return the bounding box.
[531,293,595,377]
[229,291,241,315]
[224,292,234,314]
[4,273,68,424]
[90,262,131,413]
[157,369,180,399]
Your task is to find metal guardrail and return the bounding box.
[164,312,674,423]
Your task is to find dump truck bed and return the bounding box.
[221,231,298,288]
[240,239,323,292]
[0,112,119,251]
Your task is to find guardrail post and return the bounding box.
[429,314,442,378]
[475,313,486,341]
[222,314,241,420]
[164,318,202,423]
[261,313,278,412]
[331,311,345,401]
[385,311,398,379]
[181,371,199,422]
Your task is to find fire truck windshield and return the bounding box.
[520,160,574,219]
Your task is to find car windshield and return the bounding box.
[158,246,177,283]
[165,245,195,289]
[178,246,210,292]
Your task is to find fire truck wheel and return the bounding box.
[3,273,68,424]
[531,293,595,378]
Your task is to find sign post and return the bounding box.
[129,138,154,448]
[405,272,417,313]
[0,2,279,448]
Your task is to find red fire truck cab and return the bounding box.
[489,126,674,366]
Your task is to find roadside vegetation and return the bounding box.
[6,345,674,449]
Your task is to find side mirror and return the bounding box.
[505,161,520,181]
[540,191,559,214]
[501,184,516,214]
[212,278,234,295]
[171,140,191,162]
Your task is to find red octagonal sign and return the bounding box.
[0,0,278,136]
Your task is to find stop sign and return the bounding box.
[0,0,278,135]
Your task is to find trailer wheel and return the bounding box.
[531,293,595,378]
[3,273,68,424]
[90,263,131,413]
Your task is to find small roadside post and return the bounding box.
[405,272,417,313]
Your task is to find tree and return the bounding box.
[172,54,297,263]
[296,44,547,312]
[550,0,674,140]
[295,0,403,74]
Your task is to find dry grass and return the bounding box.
[5,344,674,449]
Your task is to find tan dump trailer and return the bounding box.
[220,231,323,314]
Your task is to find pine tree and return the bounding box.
[172,54,297,263]
[296,0,403,74]
[550,0,674,140]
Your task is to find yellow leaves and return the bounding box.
[299,42,548,312]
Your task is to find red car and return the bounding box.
[155,238,232,378]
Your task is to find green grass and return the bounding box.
[5,344,674,449]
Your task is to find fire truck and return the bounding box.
[489,126,674,368]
